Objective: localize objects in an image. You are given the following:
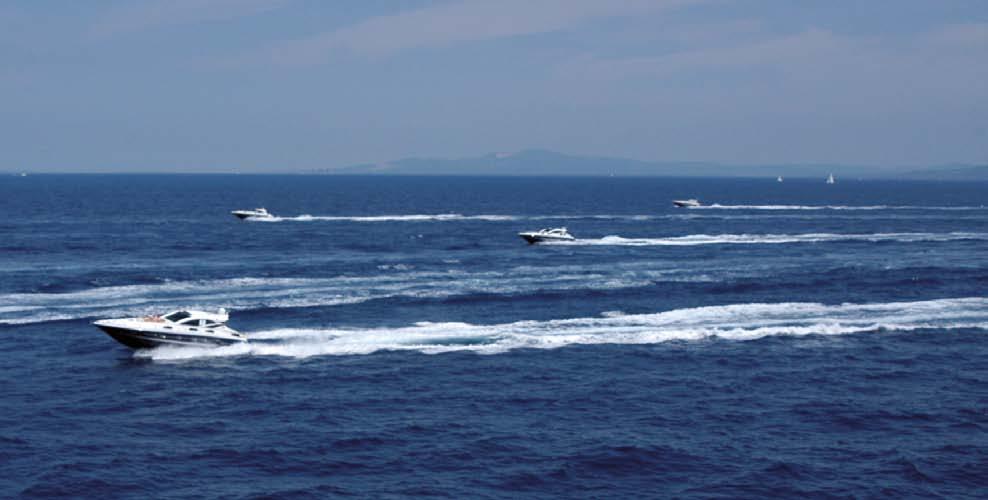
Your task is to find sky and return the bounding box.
[2,0,987,172]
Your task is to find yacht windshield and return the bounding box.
[163,311,190,322]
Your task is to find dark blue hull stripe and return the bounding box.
[97,326,244,349]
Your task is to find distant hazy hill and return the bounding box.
[902,165,988,180]
[315,149,986,179]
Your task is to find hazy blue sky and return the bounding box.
[2,1,986,172]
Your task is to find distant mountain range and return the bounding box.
[314,149,987,180]
[903,164,988,180]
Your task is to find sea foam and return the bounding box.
[557,232,988,246]
[696,204,987,211]
[0,268,658,325]
[138,297,988,360]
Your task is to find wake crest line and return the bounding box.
[258,214,518,222]
[553,232,988,246]
[246,206,988,222]
[2,236,983,325]
[695,204,987,211]
[0,271,663,325]
[257,214,663,222]
[137,297,988,360]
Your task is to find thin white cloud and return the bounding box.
[262,0,702,64]
[652,18,764,46]
[559,23,988,87]
[562,28,856,79]
[92,0,290,37]
[548,22,988,157]
[924,22,988,47]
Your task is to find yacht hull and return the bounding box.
[96,325,246,349]
[232,213,274,220]
[519,234,574,244]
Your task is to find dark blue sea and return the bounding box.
[2,175,987,498]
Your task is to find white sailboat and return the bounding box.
[826,173,835,184]
[777,176,783,183]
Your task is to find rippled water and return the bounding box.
[2,175,987,497]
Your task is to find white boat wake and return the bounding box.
[0,268,667,325]
[557,232,988,246]
[242,206,988,223]
[695,204,987,211]
[254,213,519,222]
[137,297,988,360]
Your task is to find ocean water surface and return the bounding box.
[2,175,987,497]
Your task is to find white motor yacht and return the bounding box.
[94,309,247,349]
[518,227,575,244]
[672,199,701,208]
[231,207,274,220]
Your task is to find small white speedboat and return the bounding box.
[518,227,575,244]
[94,309,247,349]
[672,199,701,208]
[231,207,274,220]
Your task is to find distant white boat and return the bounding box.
[518,227,575,244]
[826,173,835,184]
[672,199,701,208]
[777,176,783,183]
[231,207,274,220]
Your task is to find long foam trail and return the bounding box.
[259,214,664,222]
[695,204,987,211]
[4,235,983,325]
[0,266,667,325]
[138,297,988,360]
[560,232,988,246]
[255,213,520,222]
[242,209,988,223]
